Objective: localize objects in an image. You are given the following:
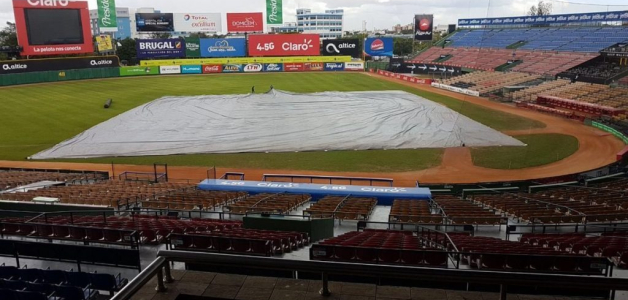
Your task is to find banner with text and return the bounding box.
[119,66,159,76]
[0,56,119,75]
[458,10,628,26]
[174,13,222,32]
[140,56,352,66]
[96,35,113,52]
[266,0,282,24]
[322,39,360,57]
[227,12,263,33]
[200,38,246,58]
[185,38,201,57]
[364,37,393,57]
[136,39,185,59]
[136,13,174,32]
[414,14,433,41]
[97,0,118,32]
[248,34,320,56]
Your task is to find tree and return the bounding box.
[528,1,553,16]
[0,22,18,60]
[116,38,136,63]
[188,32,209,39]
[149,32,172,39]
[393,38,413,56]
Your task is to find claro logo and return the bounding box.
[27,0,69,7]
[2,63,28,71]
[90,60,113,66]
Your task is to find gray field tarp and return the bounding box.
[31,90,524,159]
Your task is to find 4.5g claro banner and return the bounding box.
[248,34,320,57]
[0,56,120,75]
[12,0,94,56]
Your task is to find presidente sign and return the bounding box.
[364,37,393,57]
[174,13,222,32]
[266,0,282,24]
[0,56,119,75]
[12,0,94,56]
[97,0,118,32]
[458,10,628,26]
[322,39,360,57]
[136,39,185,59]
[200,38,246,58]
[226,12,263,32]
[248,34,320,57]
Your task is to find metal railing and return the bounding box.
[111,250,628,300]
[261,174,394,186]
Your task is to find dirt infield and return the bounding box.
[0,73,623,186]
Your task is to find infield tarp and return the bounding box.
[31,90,524,159]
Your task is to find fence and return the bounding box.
[0,67,119,86]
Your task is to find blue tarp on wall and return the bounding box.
[198,179,431,205]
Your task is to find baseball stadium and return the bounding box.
[2,0,628,299]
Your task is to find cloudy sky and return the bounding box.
[1,0,627,31]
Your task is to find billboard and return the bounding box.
[200,38,246,58]
[160,65,181,74]
[97,0,117,32]
[227,13,263,33]
[174,13,221,32]
[139,56,353,66]
[243,63,263,72]
[458,10,628,26]
[136,39,185,59]
[181,65,202,74]
[96,35,113,52]
[136,13,174,32]
[266,0,282,24]
[364,37,393,57]
[0,56,119,75]
[390,62,462,75]
[322,39,360,57]
[344,62,364,71]
[222,64,243,73]
[324,62,345,71]
[414,14,433,41]
[202,64,223,73]
[119,66,159,76]
[264,63,283,72]
[185,37,201,57]
[248,34,320,57]
[284,63,304,72]
[12,0,94,56]
[304,62,324,71]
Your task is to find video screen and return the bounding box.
[24,8,84,45]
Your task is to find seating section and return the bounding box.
[223,193,310,214]
[304,196,377,220]
[142,189,248,211]
[0,265,128,299]
[449,234,609,274]
[311,229,448,267]
[434,196,504,225]
[1,180,192,207]
[438,71,541,95]
[0,170,106,191]
[388,199,443,223]
[562,61,628,81]
[509,79,572,102]
[0,214,242,245]
[520,233,628,268]
[170,228,310,257]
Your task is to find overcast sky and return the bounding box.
[1,0,627,31]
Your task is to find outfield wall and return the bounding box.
[0,67,119,87]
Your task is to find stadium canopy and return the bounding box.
[458,10,628,28]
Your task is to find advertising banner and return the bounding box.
[458,10,628,26]
[304,62,324,71]
[284,63,304,72]
[202,64,223,73]
[324,62,345,71]
[222,64,243,73]
[119,66,159,76]
[322,39,360,57]
[0,56,119,75]
[243,63,263,72]
[12,0,94,56]
[96,35,113,52]
[248,34,320,57]
[414,14,433,41]
[174,13,221,32]
[185,38,201,57]
[181,65,202,74]
[97,0,118,32]
[364,37,393,57]
[263,63,283,72]
[200,38,246,58]
[140,56,353,67]
[227,13,264,33]
[344,62,365,71]
[136,39,185,59]
[160,65,181,74]
[136,13,174,32]
[390,62,462,75]
[266,0,282,25]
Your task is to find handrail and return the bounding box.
[262,174,394,186]
[111,251,628,300]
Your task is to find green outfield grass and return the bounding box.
[470,134,580,169]
[0,73,548,171]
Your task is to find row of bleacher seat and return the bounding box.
[434,196,504,225]
[141,189,248,211]
[438,71,541,95]
[0,170,106,191]
[388,199,443,224]
[304,196,377,220]
[223,193,310,214]
[311,229,448,267]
